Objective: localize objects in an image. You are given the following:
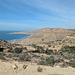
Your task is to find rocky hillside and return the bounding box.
[0,39,11,48]
[13,28,75,45]
[0,39,23,52]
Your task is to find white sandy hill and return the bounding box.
[13,28,75,45]
[0,60,75,75]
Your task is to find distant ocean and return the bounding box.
[0,31,30,42]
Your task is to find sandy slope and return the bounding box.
[0,60,75,75]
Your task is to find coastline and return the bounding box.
[9,30,39,43]
[9,31,31,43]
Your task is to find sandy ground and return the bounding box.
[0,60,75,75]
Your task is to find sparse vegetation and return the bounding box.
[31,44,37,48]
[29,47,53,55]
[24,47,27,50]
[69,62,75,68]
[0,38,75,68]
[0,52,6,60]
[6,54,12,58]
[8,49,14,53]
[59,46,75,53]
[45,57,55,66]
[19,53,31,61]
[38,56,55,66]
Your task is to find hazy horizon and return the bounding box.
[0,0,75,30]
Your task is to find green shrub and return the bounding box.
[59,46,75,53]
[31,50,40,53]
[48,45,51,47]
[69,62,75,68]
[45,49,53,55]
[53,46,55,48]
[60,63,69,68]
[7,54,12,58]
[19,54,31,61]
[24,47,27,50]
[30,49,53,55]
[37,67,43,72]
[38,57,55,66]
[46,57,54,66]
[0,52,6,56]
[8,49,14,53]
[0,52,6,60]
[31,44,37,48]
[13,53,19,57]
[42,39,44,41]
[38,60,47,65]
[0,56,6,60]
[14,48,22,53]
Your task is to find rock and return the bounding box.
[12,64,18,69]
[23,65,28,69]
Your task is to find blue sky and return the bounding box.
[0,0,75,31]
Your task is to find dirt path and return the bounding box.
[0,60,75,75]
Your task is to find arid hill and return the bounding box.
[0,28,75,75]
[13,28,75,45]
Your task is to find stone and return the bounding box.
[13,64,18,69]
[23,65,28,69]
